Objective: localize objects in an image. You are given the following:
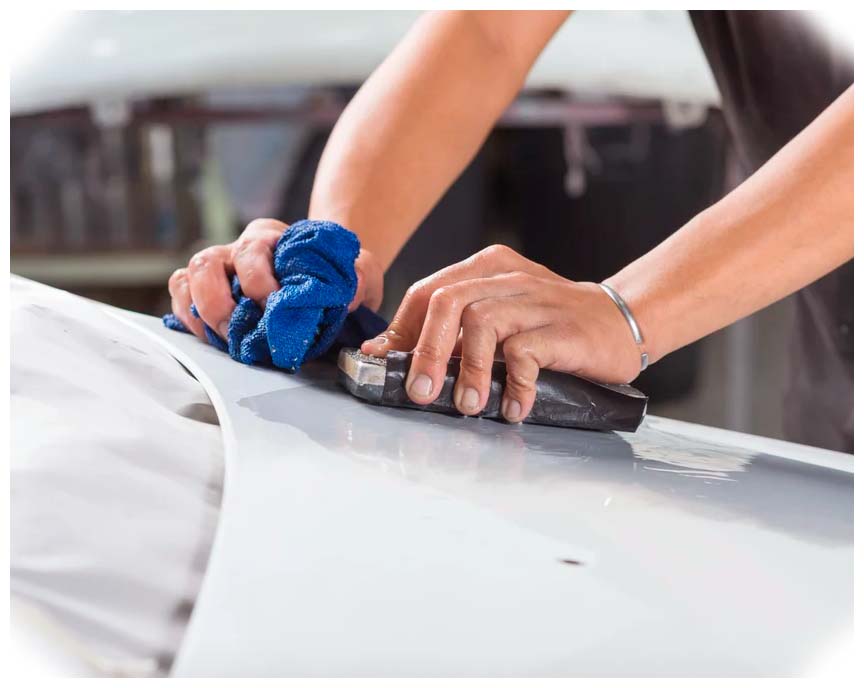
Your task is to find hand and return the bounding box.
[168,218,385,342]
[360,244,642,423]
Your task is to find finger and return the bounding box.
[404,272,535,405]
[170,297,207,341]
[349,250,385,313]
[452,332,464,356]
[231,237,280,308]
[453,308,497,415]
[454,298,546,415]
[500,328,558,423]
[361,244,530,357]
[168,269,206,340]
[242,218,288,237]
[359,281,425,357]
[187,246,235,340]
[232,219,286,307]
[348,268,366,312]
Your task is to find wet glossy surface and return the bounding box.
[115,308,852,677]
[241,377,851,548]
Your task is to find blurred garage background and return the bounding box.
[10,10,797,441]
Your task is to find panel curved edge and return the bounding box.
[100,306,241,672]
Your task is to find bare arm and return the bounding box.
[607,85,854,364]
[363,86,854,422]
[309,10,570,270]
[169,10,569,337]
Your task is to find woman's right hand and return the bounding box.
[168,218,384,343]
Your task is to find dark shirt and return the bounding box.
[690,10,853,452]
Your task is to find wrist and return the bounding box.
[308,206,400,273]
[597,282,650,372]
[601,272,668,367]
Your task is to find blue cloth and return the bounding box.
[163,220,386,372]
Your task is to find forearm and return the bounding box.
[308,10,569,269]
[607,86,853,364]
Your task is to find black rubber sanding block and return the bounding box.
[337,348,647,432]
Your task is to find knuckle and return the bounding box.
[385,329,410,347]
[502,337,524,359]
[233,236,272,261]
[406,276,434,300]
[430,286,448,301]
[480,243,513,262]
[462,301,491,328]
[243,218,268,233]
[381,320,412,346]
[460,353,488,376]
[506,371,536,395]
[404,282,423,301]
[239,265,257,282]
[168,268,187,290]
[412,343,446,366]
[189,247,220,272]
[244,272,273,294]
[429,285,457,310]
[243,218,284,235]
[231,236,257,257]
[504,334,540,362]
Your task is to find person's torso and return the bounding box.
[691,10,852,171]
[690,10,853,452]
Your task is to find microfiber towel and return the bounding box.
[163,220,386,372]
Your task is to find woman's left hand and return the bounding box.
[360,244,644,423]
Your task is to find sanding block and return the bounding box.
[337,348,647,432]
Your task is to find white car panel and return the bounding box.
[111,306,852,677]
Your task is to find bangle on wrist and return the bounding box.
[598,282,650,372]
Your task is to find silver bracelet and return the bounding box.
[598,283,649,372]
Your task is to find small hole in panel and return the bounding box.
[559,558,584,566]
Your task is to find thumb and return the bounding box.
[348,270,366,312]
[349,249,384,312]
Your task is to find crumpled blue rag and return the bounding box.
[163,219,386,372]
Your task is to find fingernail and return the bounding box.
[503,398,521,421]
[409,374,433,399]
[218,321,230,340]
[461,387,480,412]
